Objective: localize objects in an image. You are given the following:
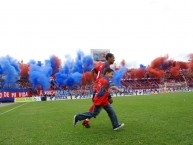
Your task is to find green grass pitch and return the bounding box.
[0,92,193,145]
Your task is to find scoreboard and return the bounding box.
[90,49,110,61]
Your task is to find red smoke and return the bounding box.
[188,53,193,72]
[130,69,145,79]
[150,55,168,69]
[82,72,97,85]
[176,61,189,69]
[52,55,62,74]
[170,66,179,77]
[82,72,92,83]
[19,63,29,78]
[147,68,165,78]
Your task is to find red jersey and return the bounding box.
[93,62,110,81]
[93,62,110,91]
[93,76,114,106]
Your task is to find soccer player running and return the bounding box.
[73,68,124,130]
[82,53,115,128]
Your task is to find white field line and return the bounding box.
[0,103,29,116]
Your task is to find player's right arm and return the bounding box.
[91,64,103,83]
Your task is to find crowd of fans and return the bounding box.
[1,54,193,99]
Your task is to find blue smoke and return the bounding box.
[29,60,52,90]
[82,55,94,72]
[0,56,20,88]
[140,64,146,69]
[65,76,74,87]
[160,62,170,70]
[55,55,72,87]
[55,73,68,87]
[73,50,94,73]
[73,50,84,73]
[113,67,126,86]
[0,65,3,74]
[65,72,82,87]
[71,72,82,85]
[55,50,92,88]
[73,58,83,73]
[37,61,42,67]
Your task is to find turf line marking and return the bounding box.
[0,102,29,116]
